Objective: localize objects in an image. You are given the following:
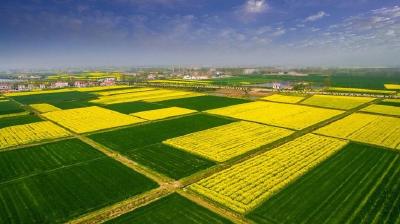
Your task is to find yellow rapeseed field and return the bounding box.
[30,103,61,113]
[131,107,197,121]
[315,113,400,149]
[261,94,305,103]
[384,84,400,90]
[189,134,348,213]
[361,104,400,116]
[326,87,396,95]
[95,88,155,96]
[207,101,343,130]
[0,121,71,149]
[42,106,144,133]
[74,85,130,92]
[301,95,375,110]
[164,121,294,162]
[90,89,204,105]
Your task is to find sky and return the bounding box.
[1,0,400,69]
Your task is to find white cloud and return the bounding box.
[386,30,396,36]
[304,11,329,22]
[244,0,268,14]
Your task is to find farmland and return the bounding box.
[164,121,293,162]
[157,95,250,111]
[131,107,197,121]
[106,193,232,224]
[261,94,305,103]
[315,113,400,149]
[9,91,96,104]
[0,83,399,223]
[89,114,233,153]
[30,103,61,113]
[247,143,400,224]
[125,143,215,179]
[361,104,400,116]
[0,100,25,115]
[189,134,348,213]
[0,115,42,129]
[0,158,158,223]
[0,121,71,150]
[207,101,343,130]
[300,95,375,110]
[103,101,167,114]
[42,106,144,133]
[90,89,204,104]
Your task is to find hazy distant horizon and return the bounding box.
[1,0,400,70]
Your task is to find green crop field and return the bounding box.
[51,100,97,109]
[247,143,400,224]
[106,193,232,224]
[0,100,25,115]
[0,139,104,182]
[0,115,42,128]
[158,95,250,111]
[0,157,158,223]
[104,101,167,114]
[11,91,96,104]
[125,143,215,179]
[89,114,233,153]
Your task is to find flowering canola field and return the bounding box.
[189,134,348,213]
[42,106,144,133]
[95,87,156,96]
[30,103,61,113]
[131,107,197,121]
[207,101,343,130]
[361,104,400,116]
[164,121,293,162]
[315,113,400,149]
[261,94,305,103]
[90,89,204,105]
[384,84,400,90]
[0,121,70,149]
[301,95,375,110]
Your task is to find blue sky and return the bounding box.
[1,0,400,69]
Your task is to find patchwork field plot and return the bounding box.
[207,101,343,130]
[42,106,144,133]
[29,103,61,113]
[379,99,400,107]
[384,84,400,90]
[247,143,400,224]
[0,158,158,223]
[361,104,400,116]
[125,143,215,179]
[189,134,348,213]
[51,100,96,109]
[315,113,400,149]
[131,107,197,121]
[104,101,166,114]
[106,193,232,224]
[164,121,293,162]
[89,114,233,153]
[0,139,104,183]
[301,95,375,110]
[0,100,25,115]
[91,89,204,105]
[95,87,155,96]
[0,115,42,129]
[158,95,250,111]
[0,121,70,150]
[10,91,96,105]
[261,94,305,103]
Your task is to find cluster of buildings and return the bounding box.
[0,78,117,93]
